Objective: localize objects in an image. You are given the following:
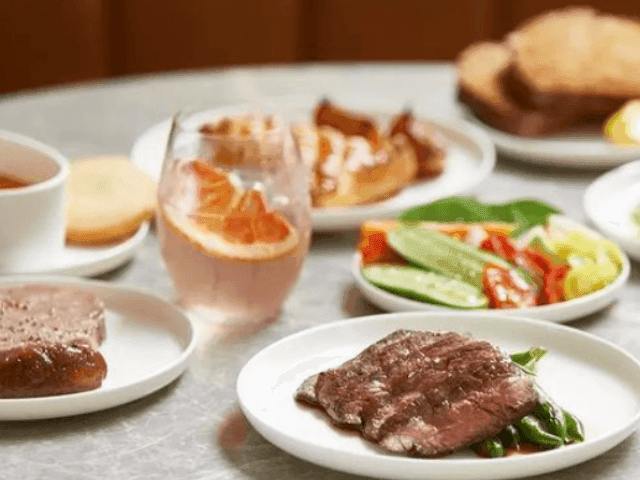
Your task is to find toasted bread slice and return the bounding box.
[505,7,640,117]
[456,41,571,136]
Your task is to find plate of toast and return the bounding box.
[130,95,495,231]
[456,6,640,168]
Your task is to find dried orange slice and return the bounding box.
[163,159,299,262]
[221,190,291,245]
[189,160,238,212]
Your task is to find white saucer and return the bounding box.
[459,105,640,168]
[584,159,640,261]
[351,250,630,323]
[130,95,496,231]
[0,276,195,420]
[0,222,150,277]
[237,311,640,480]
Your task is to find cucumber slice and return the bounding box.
[387,227,513,288]
[362,264,488,309]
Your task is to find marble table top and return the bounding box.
[0,63,638,479]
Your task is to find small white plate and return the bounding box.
[351,250,630,323]
[130,95,496,231]
[0,276,195,420]
[0,222,150,278]
[459,105,640,168]
[237,311,640,480]
[584,160,640,261]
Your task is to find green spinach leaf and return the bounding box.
[398,196,561,236]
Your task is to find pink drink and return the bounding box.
[157,158,310,324]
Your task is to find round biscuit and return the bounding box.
[66,156,157,245]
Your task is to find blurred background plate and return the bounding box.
[584,160,640,262]
[459,105,640,168]
[130,94,495,231]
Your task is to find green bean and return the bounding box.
[563,410,585,443]
[510,348,547,374]
[497,424,521,449]
[474,436,506,457]
[533,400,567,441]
[515,415,564,449]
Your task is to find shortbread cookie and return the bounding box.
[66,156,156,245]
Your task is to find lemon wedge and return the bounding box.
[604,100,640,145]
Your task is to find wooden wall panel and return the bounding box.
[110,0,306,76]
[0,0,109,95]
[311,0,497,61]
[5,1,640,95]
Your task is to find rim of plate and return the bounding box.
[583,159,640,258]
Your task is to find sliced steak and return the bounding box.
[295,329,538,457]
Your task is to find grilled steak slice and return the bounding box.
[295,330,538,457]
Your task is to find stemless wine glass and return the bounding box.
[156,110,312,328]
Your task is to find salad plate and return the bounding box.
[352,198,630,322]
[459,105,640,168]
[584,159,640,262]
[237,311,640,480]
[0,276,195,420]
[130,94,496,231]
[352,253,630,323]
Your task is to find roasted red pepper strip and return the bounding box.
[359,231,407,265]
[480,234,525,265]
[480,234,570,305]
[522,248,570,304]
[483,264,537,308]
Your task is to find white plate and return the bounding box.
[237,311,640,480]
[130,95,496,231]
[351,250,630,323]
[0,222,150,278]
[584,160,640,261]
[0,276,195,420]
[459,105,640,168]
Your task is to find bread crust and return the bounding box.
[506,6,640,118]
[456,41,572,136]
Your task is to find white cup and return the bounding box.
[0,130,70,272]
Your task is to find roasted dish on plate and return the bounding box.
[296,329,583,458]
[358,197,625,310]
[198,100,447,209]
